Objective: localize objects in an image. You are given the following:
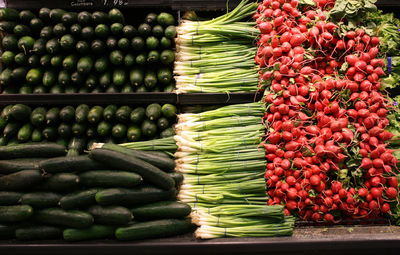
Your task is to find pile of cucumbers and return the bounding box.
[0,8,176,94]
[0,103,177,153]
[0,143,194,241]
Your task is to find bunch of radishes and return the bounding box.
[255,0,399,222]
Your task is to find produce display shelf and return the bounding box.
[1,225,400,255]
[0,92,262,105]
[4,0,400,10]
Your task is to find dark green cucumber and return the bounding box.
[99,144,175,172]
[160,127,175,138]
[46,107,60,126]
[42,126,58,141]
[130,107,145,124]
[94,57,109,73]
[30,18,44,32]
[39,8,51,21]
[91,39,106,54]
[127,125,141,142]
[20,192,62,208]
[17,123,33,142]
[0,143,66,159]
[72,122,87,136]
[118,37,130,51]
[11,67,29,82]
[75,40,89,54]
[18,36,35,52]
[109,50,124,65]
[168,172,183,187]
[115,105,132,123]
[124,54,135,67]
[0,170,43,191]
[92,11,108,24]
[62,54,78,71]
[67,136,87,156]
[145,13,157,25]
[59,188,101,210]
[32,38,46,54]
[16,225,62,241]
[94,186,176,206]
[97,121,112,137]
[10,104,32,121]
[14,53,28,66]
[3,122,20,139]
[113,68,126,86]
[0,21,17,33]
[40,54,52,67]
[90,149,174,190]
[160,49,175,65]
[44,173,80,191]
[157,13,175,27]
[81,26,95,40]
[31,128,43,142]
[19,10,36,24]
[146,36,159,49]
[62,12,78,25]
[147,51,159,64]
[146,103,162,121]
[75,104,89,123]
[157,117,170,130]
[0,205,33,223]
[152,25,164,38]
[86,126,97,138]
[40,26,53,39]
[108,8,124,24]
[87,205,132,225]
[0,191,23,205]
[1,51,15,66]
[123,25,136,38]
[70,71,84,86]
[77,11,92,26]
[130,201,191,220]
[106,36,118,50]
[141,119,157,138]
[70,23,82,36]
[19,85,33,94]
[88,106,104,124]
[77,56,93,74]
[85,74,98,89]
[60,34,75,51]
[40,155,105,173]
[63,225,114,241]
[34,208,94,228]
[46,38,60,54]
[79,170,142,188]
[115,219,193,241]
[59,106,75,123]
[131,37,144,51]
[129,68,144,86]
[103,104,117,122]
[51,55,64,67]
[112,124,127,139]
[0,68,13,87]
[49,9,66,23]
[2,34,18,51]
[42,70,57,87]
[53,23,67,37]
[58,122,72,138]
[138,23,151,37]
[0,224,17,239]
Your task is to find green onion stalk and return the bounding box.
[182,171,265,185]
[175,148,265,164]
[175,116,262,132]
[174,0,260,93]
[119,136,178,152]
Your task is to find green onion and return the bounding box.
[175,116,261,132]
[182,171,265,185]
[119,136,177,152]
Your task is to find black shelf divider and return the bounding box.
[178,92,263,105]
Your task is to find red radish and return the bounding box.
[385,187,397,199]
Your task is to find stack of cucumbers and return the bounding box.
[0,142,194,241]
[0,8,176,93]
[0,103,177,154]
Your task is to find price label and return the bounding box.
[70,0,94,7]
[103,0,128,6]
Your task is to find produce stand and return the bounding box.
[1,0,400,254]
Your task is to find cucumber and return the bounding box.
[97,121,112,137]
[124,54,135,67]
[94,186,176,206]
[95,24,110,38]
[18,36,35,52]
[88,205,132,225]
[34,208,94,229]
[94,57,108,73]
[60,34,75,51]
[91,39,106,54]
[115,219,193,241]
[0,117,6,131]
[39,8,51,21]
[138,23,151,37]
[160,49,175,65]
[67,136,87,156]
[57,123,72,138]
[0,191,23,206]
[99,144,175,172]
[46,107,61,126]
[108,8,124,24]
[51,55,64,68]
[168,172,184,186]
[109,50,124,65]
[3,122,20,139]
[147,50,160,64]
[0,143,66,159]
[157,13,175,27]
[164,25,177,39]
[50,9,66,23]
[0,8,19,21]
[26,68,43,85]
[157,117,170,130]
[19,85,33,94]
[122,25,136,38]
[40,155,105,174]
[40,54,51,67]
[113,68,126,86]
[70,71,84,86]
[0,137,8,146]
[0,21,17,33]
[88,106,104,124]
[62,12,78,25]
[63,54,78,71]
[86,127,97,138]
[1,51,15,66]
[30,18,44,32]
[0,205,33,223]
[2,34,18,51]
[152,25,164,38]
[131,201,191,220]
[43,70,57,87]
[46,38,60,54]
[89,149,173,191]
[42,126,58,141]
[63,225,114,241]
[77,11,92,26]
[72,122,87,136]
[79,170,142,188]
[103,104,117,122]
[17,123,33,142]
[31,128,43,142]
[16,225,62,241]
[142,119,157,138]
[45,173,80,192]
[82,26,95,40]
[59,188,101,210]
[85,74,98,89]
[131,36,144,51]
[53,23,67,37]
[146,36,159,50]
[115,106,131,123]
[145,104,163,121]
[128,68,143,87]
[77,56,93,74]
[10,104,32,121]
[145,13,158,25]
[111,124,127,139]
[160,127,175,138]
[106,36,118,50]
[11,67,28,82]
[144,69,158,88]
[75,104,89,123]
[118,38,130,51]
[75,40,89,54]
[0,68,13,87]
[121,84,134,93]
[19,10,36,24]
[92,11,108,24]
[70,23,82,36]
[56,137,68,148]
[59,106,75,123]
[127,125,141,142]
[40,26,53,39]
[14,52,28,66]
[20,192,62,208]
